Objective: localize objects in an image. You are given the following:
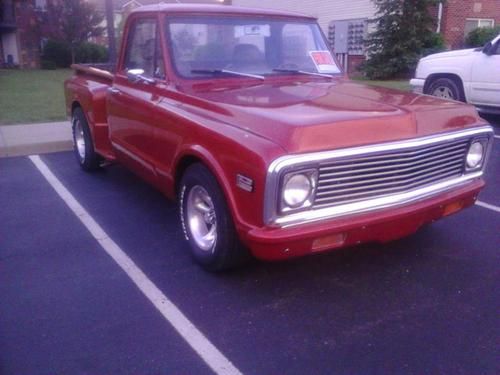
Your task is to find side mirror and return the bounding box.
[126,69,155,84]
[482,42,493,56]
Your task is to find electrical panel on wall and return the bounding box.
[328,19,367,55]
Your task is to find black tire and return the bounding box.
[426,77,465,102]
[72,107,101,171]
[179,163,250,271]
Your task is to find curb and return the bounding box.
[0,122,73,158]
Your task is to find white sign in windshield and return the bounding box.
[234,25,271,38]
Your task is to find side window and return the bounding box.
[494,42,500,55]
[124,18,165,79]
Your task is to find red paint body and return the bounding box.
[64,5,490,261]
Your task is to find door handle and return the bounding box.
[108,87,121,95]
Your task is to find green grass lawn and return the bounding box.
[0,69,72,125]
[352,77,411,91]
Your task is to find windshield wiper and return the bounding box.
[272,68,334,79]
[191,69,265,80]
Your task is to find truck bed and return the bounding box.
[71,63,115,82]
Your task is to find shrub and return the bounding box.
[42,39,72,68]
[422,32,445,56]
[75,42,109,64]
[465,26,500,48]
[40,60,57,70]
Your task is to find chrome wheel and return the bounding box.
[73,117,86,161]
[186,185,217,252]
[432,86,454,100]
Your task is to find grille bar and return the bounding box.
[318,150,465,183]
[319,142,468,176]
[316,163,462,199]
[313,138,470,208]
[314,168,462,208]
[318,158,464,190]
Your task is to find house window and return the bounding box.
[35,0,47,11]
[465,18,495,36]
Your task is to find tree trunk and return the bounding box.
[105,0,117,64]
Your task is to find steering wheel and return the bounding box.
[276,63,300,70]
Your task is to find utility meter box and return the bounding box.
[328,19,367,55]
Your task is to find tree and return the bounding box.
[361,0,444,79]
[48,0,105,63]
[105,0,117,63]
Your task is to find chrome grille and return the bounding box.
[314,138,469,208]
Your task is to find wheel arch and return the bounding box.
[424,73,467,101]
[70,100,99,141]
[173,146,242,228]
[71,100,82,114]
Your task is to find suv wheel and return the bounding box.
[427,77,464,102]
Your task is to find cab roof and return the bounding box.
[131,4,316,20]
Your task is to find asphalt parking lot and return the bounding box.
[1,120,499,374]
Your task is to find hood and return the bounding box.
[177,79,483,153]
[421,48,478,61]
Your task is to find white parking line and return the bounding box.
[29,155,242,375]
[476,200,500,213]
[494,135,500,140]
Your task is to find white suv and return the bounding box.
[410,34,500,114]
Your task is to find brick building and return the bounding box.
[0,0,61,68]
[438,0,500,49]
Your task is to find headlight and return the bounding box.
[466,141,485,169]
[281,170,317,212]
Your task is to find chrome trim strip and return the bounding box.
[264,126,494,227]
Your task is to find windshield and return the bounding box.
[166,16,341,79]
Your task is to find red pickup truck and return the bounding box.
[65,4,494,271]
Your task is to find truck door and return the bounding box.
[107,16,165,184]
[469,40,500,106]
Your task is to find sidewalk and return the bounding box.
[0,121,73,158]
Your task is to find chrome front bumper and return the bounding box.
[410,78,425,94]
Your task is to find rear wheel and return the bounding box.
[179,163,250,271]
[427,77,464,102]
[72,107,101,171]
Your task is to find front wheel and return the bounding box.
[427,77,464,102]
[179,163,250,271]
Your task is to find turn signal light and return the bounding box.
[312,233,346,252]
[443,201,464,217]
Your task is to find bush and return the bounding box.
[40,60,57,70]
[422,32,445,56]
[465,26,500,48]
[75,42,109,64]
[42,39,72,68]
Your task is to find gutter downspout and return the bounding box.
[436,2,443,33]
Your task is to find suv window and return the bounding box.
[493,41,500,55]
[124,18,165,78]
